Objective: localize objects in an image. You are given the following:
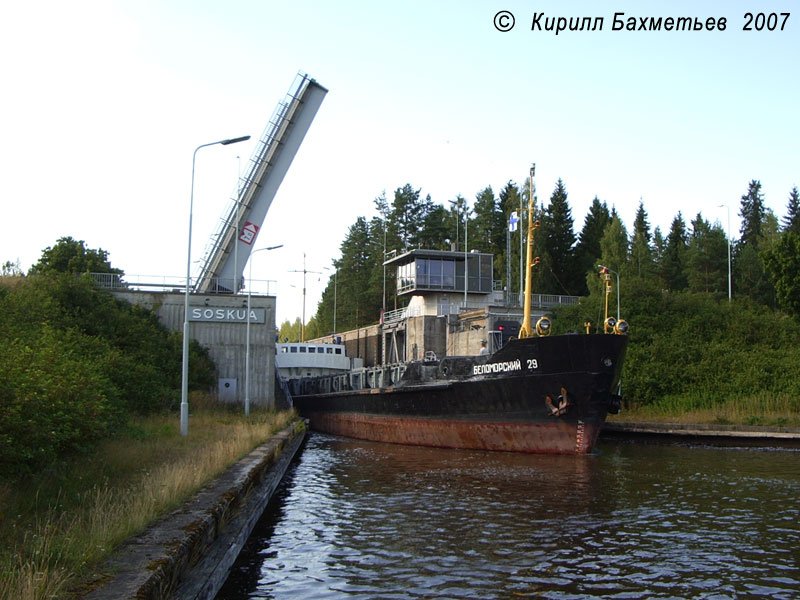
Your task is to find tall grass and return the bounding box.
[612,391,800,426]
[0,403,298,600]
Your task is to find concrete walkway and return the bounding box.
[85,421,306,600]
[602,421,800,446]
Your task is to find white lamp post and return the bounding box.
[182,135,250,437]
[245,244,283,416]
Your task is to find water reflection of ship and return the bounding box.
[286,165,629,455]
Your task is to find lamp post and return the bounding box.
[464,207,469,306]
[718,204,732,302]
[448,198,470,307]
[182,135,250,437]
[245,244,283,417]
[597,264,620,321]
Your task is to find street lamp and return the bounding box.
[718,204,732,302]
[324,265,338,335]
[182,135,250,437]
[245,244,283,417]
[597,264,620,321]
[448,198,469,307]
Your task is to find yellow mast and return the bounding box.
[518,164,540,339]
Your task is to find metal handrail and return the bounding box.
[90,273,278,295]
[194,72,313,291]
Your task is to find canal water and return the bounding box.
[216,434,800,599]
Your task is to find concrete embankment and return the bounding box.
[86,421,306,600]
[602,421,800,448]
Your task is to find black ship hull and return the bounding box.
[290,333,627,455]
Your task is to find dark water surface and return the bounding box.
[216,434,800,599]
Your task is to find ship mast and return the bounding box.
[518,164,540,339]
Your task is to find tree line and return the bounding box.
[299,179,800,337]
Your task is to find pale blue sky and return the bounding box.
[2,1,797,324]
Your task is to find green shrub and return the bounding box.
[0,273,216,477]
[552,277,800,409]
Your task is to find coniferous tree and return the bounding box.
[686,213,728,296]
[471,186,504,254]
[652,226,666,270]
[418,204,450,250]
[629,201,654,279]
[661,212,689,291]
[499,181,523,297]
[336,217,373,329]
[632,200,652,244]
[391,184,427,250]
[471,186,506,294]
[763,231,800,317]
[574,197,611,295]
[739,180,765,249]
[783,186,800,234]
[598,214,629,275]
[540,179,579,295]
[735,181,778,305]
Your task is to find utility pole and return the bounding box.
[289,253,321,342]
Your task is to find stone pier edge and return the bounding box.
[85,420,307,600]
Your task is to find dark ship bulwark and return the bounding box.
[289,333,627,455]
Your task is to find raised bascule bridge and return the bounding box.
[97,72,327,409]
[195,72,328,293]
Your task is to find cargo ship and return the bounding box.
[288,166,628,454]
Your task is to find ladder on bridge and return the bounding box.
[194,72,328,293]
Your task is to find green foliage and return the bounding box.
[763,231,800,317]
[739,180,765,248]
[0,325,123,474]
[278,318,303,342]
[783,186,800,234]
[552,277,800,408]
[661,213,688,291]
[28,236,122,276]
[0,264,216,477]
[538,179,581,295]
[1,260,22,276]
[574,196,611,295]
[308,175,800,421]
[686,214,728,296]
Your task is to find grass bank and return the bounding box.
[611,391,800,427]
[0,398,299,600]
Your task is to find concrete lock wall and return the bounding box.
[310,325,382,368]
[112,291,276,408]
[406,315,446,360]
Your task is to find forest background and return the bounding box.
[280,176,800,421]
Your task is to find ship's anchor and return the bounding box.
[546,387,571,416]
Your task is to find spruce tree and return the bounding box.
[739,180,765,248]
[471,186,504,254]
[337,217,373,329]
[629,201,654,279]
[652,226,666,270]
[661,212,689,291]
[783,186,800,234]
[539,179,579,295]
[632,200,652,244]
[574,197,611,295]
[686,213,727,296]
[763,231,800,317]
[391,184,426,250]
